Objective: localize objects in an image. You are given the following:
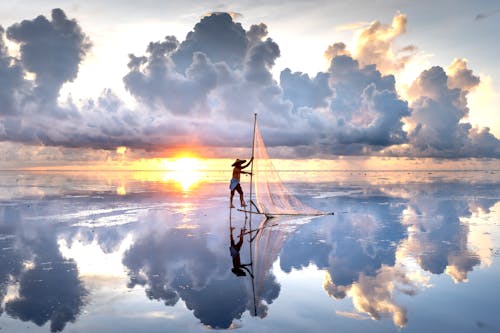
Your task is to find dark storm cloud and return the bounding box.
[244,37,280,84]
[0,8,98,148]
[0,10,499,159]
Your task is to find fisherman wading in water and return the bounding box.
[229,157,253,208]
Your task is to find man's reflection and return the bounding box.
[229,226,252,277]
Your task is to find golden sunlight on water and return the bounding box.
[161,157,203,191]
[161,170,204,192]
[116,185,127,195]
[129,156,208,191]
[130,170,205,192]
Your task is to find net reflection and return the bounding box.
[227,210,284,321]
[250,215,304,318]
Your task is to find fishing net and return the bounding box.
[251,121,324,216]
[241,119,331,316]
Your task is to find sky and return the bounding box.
[0,0,499,168]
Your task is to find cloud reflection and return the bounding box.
[0,204,87,332]
[398,183,491,283]
[279,180,498,327]
[0,171,498,331]
[121,208,279,329]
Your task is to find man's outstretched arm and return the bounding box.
[241,157,254,169]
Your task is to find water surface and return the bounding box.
[0,170,499,332]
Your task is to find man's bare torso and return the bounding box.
[232,166,242,180]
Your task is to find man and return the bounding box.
[229,157,253,208]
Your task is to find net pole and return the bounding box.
[249,113,257,221]
[248,113,257,315]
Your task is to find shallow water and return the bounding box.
[0,170,499,332]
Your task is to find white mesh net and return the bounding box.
[251,121,324,216]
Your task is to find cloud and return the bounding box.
[324,54,411,154]
[124,45,218,115]
[447,58,480,91]
[0,9,499,162]
[475,9,500,21]
[122,12,296,145]
[171,13,248,73]
[0,26,28,116]
[6,8,91,113]
[353,12,417,75]
[397,63,500,158]
[279,69,332,110]
[324,42,350,62]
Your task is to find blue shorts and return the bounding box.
[229,178,240,191]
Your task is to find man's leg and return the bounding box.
[236,185,246,207]
[230,227,236,246]
[235,228,245,250]
[230,189,235,208]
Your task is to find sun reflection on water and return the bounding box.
[129,157,206,192]
[161,170,204,192]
